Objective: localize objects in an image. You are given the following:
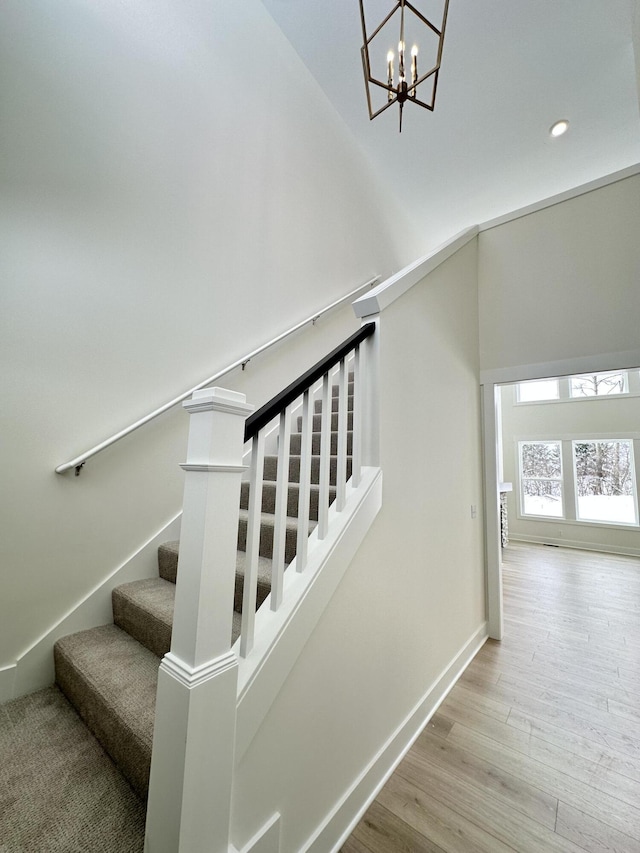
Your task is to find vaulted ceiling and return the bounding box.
[261,0,640,249]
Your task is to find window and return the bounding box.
[573,440,638,525]
[517,379,559,403]
[517,370,635,404]
[570,372,628,398]
[519,441,563,517]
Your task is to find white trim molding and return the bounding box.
[480,348,640,388]
[479,163,640,234]
[353,227,479,318]
[302,622,488,853]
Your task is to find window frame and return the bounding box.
[518,440,564,520]
[515,370,640,407]
[569,371,629,399]
[571,438,639,527]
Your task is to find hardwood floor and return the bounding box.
[341,542,640,852]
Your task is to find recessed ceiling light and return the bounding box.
[550,120,569,138]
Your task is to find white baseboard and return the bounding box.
[302,622,489,853]
[0,665,16,704]
[11,513,182,700]
[509,534,640,558]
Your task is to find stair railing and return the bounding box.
[239,321,376,658]
[145,320,378,853]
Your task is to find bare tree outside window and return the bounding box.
[519,441,563,517]
[574,440,637,523]
[570,372,627,397]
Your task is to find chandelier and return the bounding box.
[358,0,450,132]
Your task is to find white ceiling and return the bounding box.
[261,0,640,250]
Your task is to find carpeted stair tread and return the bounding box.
[302,411,354,432]
[332,381,354,396]
[288,430,352,456]
[240,480,337,520]
[113,578,175,658]
[54,624,159,799]
[314,395,353,414]
[238,508,315,566]
[263,454,352,485]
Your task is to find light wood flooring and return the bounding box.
[341,541,640,852]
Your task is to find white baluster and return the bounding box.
[146,387,252,853]
[270,407,291,611]
[351,347,362,488]
[296,389,313,572]
[240,430,266,658]
[317,372,331,540]
[336,358,348,511]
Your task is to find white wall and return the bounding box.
[0,1,421,683]
[478,173,640,378]
[501,382,640,554]
[231,239,486,852]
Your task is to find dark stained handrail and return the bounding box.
[244,323,375,443]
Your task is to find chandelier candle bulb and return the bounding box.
[398,41,405,81]
[411,44,418,96]
[387,50,394,101]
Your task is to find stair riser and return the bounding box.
[112,589,172,659]
[237,515,298,565]
[234,571,271,614]
[303,412,354,432]
[155,544,271,618]
[158,545,178,584]
[54,642,153,800]
[289,431,352,456]
[240,481,337,520]
[263,455,353,486]
[314,396,353,414]
[332,381,354,397]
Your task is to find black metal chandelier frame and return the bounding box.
[359,0,450,131]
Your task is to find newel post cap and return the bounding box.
[183,386,254,417]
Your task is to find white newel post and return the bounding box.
[145,387,253,853]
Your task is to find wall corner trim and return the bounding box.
[352,226,479,318]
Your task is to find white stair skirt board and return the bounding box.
[231,813,282,853]
[234,467,383,761]
[11,512,182,699]
[302,622,488,853]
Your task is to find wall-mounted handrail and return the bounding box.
[55,276,379,475]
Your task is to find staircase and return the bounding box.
[53,380,354,800]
